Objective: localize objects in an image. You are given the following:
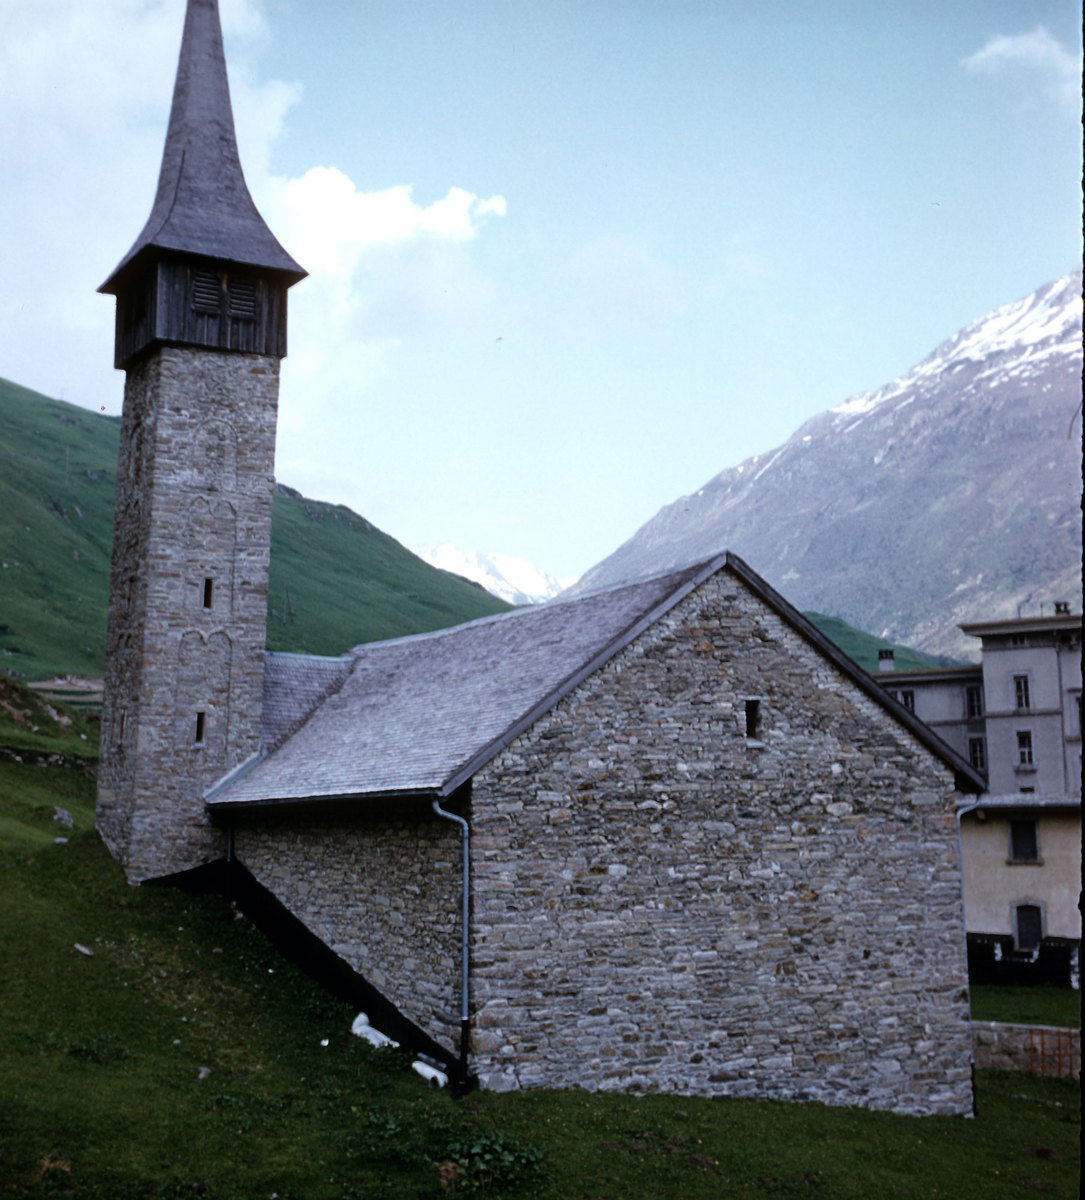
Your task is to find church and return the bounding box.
[96,0,984,1116]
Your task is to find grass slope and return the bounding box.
[0,377,508,679]
[0,679,1080,1198]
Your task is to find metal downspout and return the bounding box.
[433,798,470,1088]
[956,797,985,1117]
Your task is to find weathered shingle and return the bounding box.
[208,552,985,811]
[260,652,354,752]
[210,560,711,807]
[100,0,305,292]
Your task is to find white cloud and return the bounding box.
[267,168,506,277]
[962,26,1082,112]
[0,0,508,419]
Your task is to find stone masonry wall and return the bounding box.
[98,346,279,881]
[470,569,974,1115]
[233,812,463,1048]
[972,1022,1081,1077]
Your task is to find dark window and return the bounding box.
[1017,731,1034,766]
[194,711,206,745]
[228,278,257,320]
[745,699,761,740]
[1014,675,1030,710]
[192,271,222,314]
[899,689,915,714]
[1008,818,1039,863]
[203,577,214,609]
[1015,904,1043,951]
[966,684,983,718]
[968,737,986,771]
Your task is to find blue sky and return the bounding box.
[2,0,1081,581]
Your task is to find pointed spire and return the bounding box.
[101,0,304,293]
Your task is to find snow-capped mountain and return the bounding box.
[570,271,1083,659]
[413,543,571,606]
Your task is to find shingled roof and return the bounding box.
[207,553,984,813]
[100,0,305,293]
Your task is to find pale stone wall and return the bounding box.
[98,346,279,881]
[469,570,973,1115]
[973,1022,1081,1077]
[233,812,463,1046]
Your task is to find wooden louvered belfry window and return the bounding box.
[192,270,222,314]
[228,278,257,320]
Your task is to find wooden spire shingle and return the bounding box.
[100,0,305,294]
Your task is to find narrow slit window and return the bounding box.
[1014,675,1031,710]
[202,577,214,609]
[194,711,206,745]
[745,699,761,740]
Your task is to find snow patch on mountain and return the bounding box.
[413,544,572,606]
[831,270,1082,426]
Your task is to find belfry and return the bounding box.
[96,0,305,881]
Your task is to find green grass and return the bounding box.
[971,986,1081,1030]
[0,679,1079,1198]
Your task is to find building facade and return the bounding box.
[875,609,1082,984]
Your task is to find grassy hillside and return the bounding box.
[0,377,509,679]
[0,678,1079,1197]
[0,379,118,679]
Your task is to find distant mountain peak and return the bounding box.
[413,543,572,606]
[569,271,1083,659]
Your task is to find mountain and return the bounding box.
[412,543,570,606]
[0,378,509,680]
[570,272,1083,660]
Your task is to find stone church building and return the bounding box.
[97,0,984,1116]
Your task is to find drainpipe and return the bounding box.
[956,797,985,1118]
[433,798,470,1088]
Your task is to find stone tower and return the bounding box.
[96,0,305,882]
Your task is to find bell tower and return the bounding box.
[97,0,306,881]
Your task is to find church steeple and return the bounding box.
[99,0,304,369]
[96,0,304,882]
[102,0,304,291]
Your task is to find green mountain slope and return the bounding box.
[0,380,118,679]
[1,376,956,681]
[0,378,508,679]
[804,612,963,674]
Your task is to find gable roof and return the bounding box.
[100,0,305,294]
[207,552,984,813]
